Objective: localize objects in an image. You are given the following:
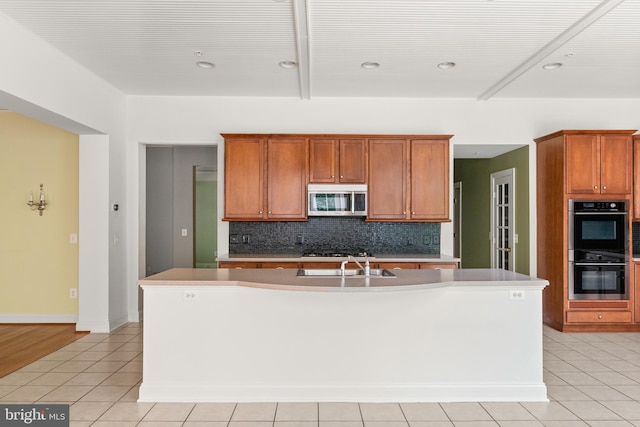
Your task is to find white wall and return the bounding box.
[0,11,128,332]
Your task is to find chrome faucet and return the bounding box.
[340,254,370,276]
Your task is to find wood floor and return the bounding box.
[0,324,88,378]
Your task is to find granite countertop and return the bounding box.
[139,267,546,292]
[217,253,460,263]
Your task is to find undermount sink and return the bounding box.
[296,268,396,278]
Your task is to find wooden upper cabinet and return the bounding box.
[566,133,632,195]
[308,139,337,183]
[368,137,451,222]
[223,135,307,221]
[309,138,367,183]
[339,139,367,183]
[266,138,308,220]
[633,135,640,219]
[223,137,265,220]
[600,134,632,194]
[368,139,408,220]
[410,139,450,220]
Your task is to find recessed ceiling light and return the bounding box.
[542,62,563,70]
[361,62,380,69]
[279,61,297,69]
[196,61,215,69]
[437,62,456,69]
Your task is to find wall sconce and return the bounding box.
[27,184,47,216]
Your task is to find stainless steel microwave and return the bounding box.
[307,184,367,216]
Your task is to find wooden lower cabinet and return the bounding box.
[566,311,632,324]
[376,262,458,270]
[419,262,458,269]
[261,262,301,269]
[301,262,342,269]
[219,260,458,270]
[218,262,261,269]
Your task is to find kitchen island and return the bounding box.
[138,268,548,403]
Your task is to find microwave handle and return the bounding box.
[350,192,355,214]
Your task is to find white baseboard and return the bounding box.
[138,383,549,403]
[0,314,78,323]
[75,320,111,333]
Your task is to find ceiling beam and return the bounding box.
[292,0,311,100]
[477,0,627,101]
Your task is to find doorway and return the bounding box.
[491,168,515,271]
[194,166,218,268]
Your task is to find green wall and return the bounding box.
[454,146,530,274]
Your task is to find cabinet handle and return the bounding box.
[259,211,263,214]
[598,314,603,319]
[603,186,607,190]
[340,175,344,178]
[268,211,272,214]
[594,186,598,190]
[331,175,335,178]
[412,211,416,215]
[403,211,406,215]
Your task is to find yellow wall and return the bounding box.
[0,111,79,315]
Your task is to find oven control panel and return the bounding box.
[572,201,626,212]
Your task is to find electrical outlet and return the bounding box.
[69,233,78,244]
[509,290,525,300]
[183,290,199,301]
[229,234,239,244]
[181,228,188,237]
[242,234,250,244]
[423,235,431,245]
[69,288,77,299]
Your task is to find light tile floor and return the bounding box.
[1,323,640,426]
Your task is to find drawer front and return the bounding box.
[566,311,632,323]
[419,262,458,270]
[218,262,261,269]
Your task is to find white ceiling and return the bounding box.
[1,0,639,157]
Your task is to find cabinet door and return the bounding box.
[339,139,367,183]
[309,139,337,183]
[224,138,265,219]
[410,139,450,220]
[368,139,408,220]
[267,138,308,219]
[634,138,640,219]
[566,134,600,194]
[600,134,631,194]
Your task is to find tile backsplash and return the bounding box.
[229,217,441,255]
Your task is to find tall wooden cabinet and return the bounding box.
[535,129,637,332]
[368,136,451,221]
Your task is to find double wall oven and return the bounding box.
[569,200,629,300]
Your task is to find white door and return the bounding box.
[491,169,515,271]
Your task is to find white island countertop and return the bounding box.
[139,267,544,292]
[138,267,548,403]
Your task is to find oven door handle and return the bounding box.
[574,262,627,266]
[573,211,627,215]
